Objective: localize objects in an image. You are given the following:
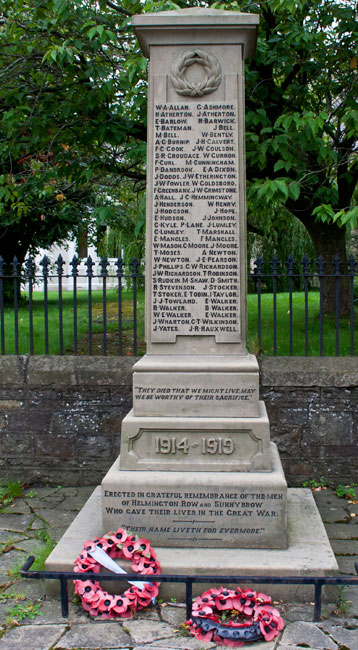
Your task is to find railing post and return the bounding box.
[270,254,278,356]
[313,580,322,622]
[25,256,35,355]
[85,256,95,355]
[348,255,356,356]
[56,255,65,355]
[40,256,50,354]
[317,255,325,357]
[60,576,69,618]
[301,254,310,356]
[115,257,124,356]
[253,256,263,354]
[0,256,5,354]
[285,255,294,356]
[332,255,341,357]
[131,256,139,356]
[11,256,19,355]
[70,256,80,354]
[185,578,193,620]
[99,257,109,356]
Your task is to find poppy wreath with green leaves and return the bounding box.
[186,586,284,647]
[73,527,160,618]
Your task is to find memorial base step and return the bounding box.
[45,486,338,603]
[104,442,287,549]
[120,402,271,472]
[132,353,260,418]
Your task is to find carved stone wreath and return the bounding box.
[170,48,222,97]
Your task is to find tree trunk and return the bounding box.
[302,219,350,316]
[0,239,28,304]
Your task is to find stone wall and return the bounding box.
[260,357,358,485]
[0,356,356,487]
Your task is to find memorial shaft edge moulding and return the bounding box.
[132,9,260,355]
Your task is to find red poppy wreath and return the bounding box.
[73,528,161,618]
[186,586,284,647]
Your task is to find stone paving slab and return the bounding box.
[317,505,350,523]
[324,523,358,539]
[278,621,338,649]
[123,619,176,644]
[53,622,131,649]
[319,619,358,650]
[0,623,67,650]
[331,539,358,554]
[336,556,358,574]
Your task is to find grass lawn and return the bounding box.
[247,292,356,356]
[0,289,145,356]
[0,289,356,356]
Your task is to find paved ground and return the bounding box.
[0,486,357,649]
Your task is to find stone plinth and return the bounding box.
[132,354,259,418]
[45,486,338,603]
[120,402,271,472]
[103,443,286,549]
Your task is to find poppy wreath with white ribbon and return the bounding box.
[73,528,161,618]
[170,48,222,97]
[186,586,284,647]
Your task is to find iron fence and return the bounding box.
[0,253,357,356]
[20,555,358,623]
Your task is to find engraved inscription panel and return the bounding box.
[102,487,287,548]
[125,428,264,471]
[133,373,259,418]
[152,101,240,343]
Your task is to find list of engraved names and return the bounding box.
[152,102,240,342]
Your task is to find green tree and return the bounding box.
[0,0,149,289]
[242,0,358,311]
[1,0,357,312]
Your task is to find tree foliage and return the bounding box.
[0,0,149,270]
[0,0,357,308]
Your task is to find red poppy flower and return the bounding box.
[122,538,137,558]
[255,604,284,641]
[110,594,131,615]
[76,552,98,568]
[215,588,237,610]
[124,587,138,604]
[110,528,128,545]
[235,589,260,615]
[81,600,99,616]
[191,625,214,642]
[132,556,159,575]
[82,540,97,554]
[74,579,99,598]
[76,561,101,574]
[201,587,221,599]
[140,582,158,598]
[97,593,116,613]
[134,582,159,605]
[193,604,213,616]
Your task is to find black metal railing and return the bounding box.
[0,253,357,356]
[20,556,358,622]
[0,254,143,356]
[250,253,357,357]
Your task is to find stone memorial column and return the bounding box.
[46,9,338,601]
[102,8,288,551]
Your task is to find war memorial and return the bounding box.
[46,7,338,601]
